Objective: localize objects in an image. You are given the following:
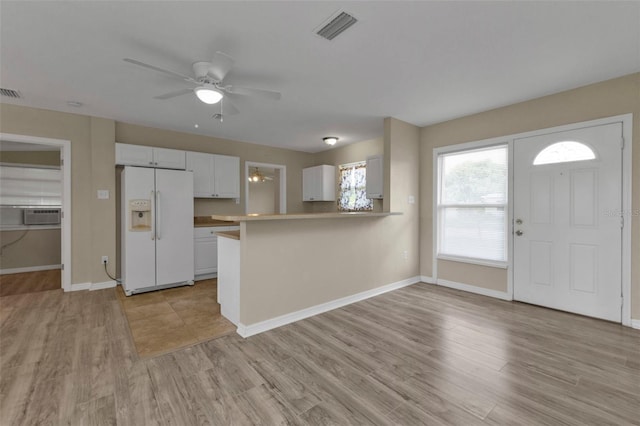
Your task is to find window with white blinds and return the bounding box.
[0,165,62,206]
[437,144,508,265]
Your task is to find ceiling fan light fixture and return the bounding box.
[194,86,223,104]
[323,136,339,146]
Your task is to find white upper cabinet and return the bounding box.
[186,152,240,198]
[366,155,383,199]
[303,165,335,201]
[213,155,240,198]
[153,147,187,169]
[115,143,185,170]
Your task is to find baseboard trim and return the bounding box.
[430,278,512,301]
[631,319,640,330]
[237,275,421,338]
[420,275,435,284]
[91,280,117,291]
[69,282,91,291]
[67,280,116,292]
[0,264,62,275]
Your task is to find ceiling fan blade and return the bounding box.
[221,98,240,115]
[123,58,195,82]
[208,51,235,82]
[153,88,193,100]
[225,85,281,100]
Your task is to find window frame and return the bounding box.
[434,141,509,269]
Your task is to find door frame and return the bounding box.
[244,161,287,214]
[508,114,632,326]
[0,132,72,292]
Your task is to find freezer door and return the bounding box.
[155,169,195,286]
[121,166,156,292]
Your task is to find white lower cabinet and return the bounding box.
[194,226,239,280]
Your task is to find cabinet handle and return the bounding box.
[149,161,153,165]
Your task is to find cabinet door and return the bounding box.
[194,235,218,277]
[116,144,154,167]
[186,152,215,197]
[213,155,240,198]
[302,167,320,201]
[303,165,335,201]
[366,155,383,199]
[153,147,186,170]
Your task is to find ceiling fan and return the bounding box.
[123,51,281,117]
[248,167,274,183]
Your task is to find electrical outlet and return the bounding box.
[403,250,408,260]
[102,256,108,264]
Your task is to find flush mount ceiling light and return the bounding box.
[194,86,223,104]
[323,137,339,146]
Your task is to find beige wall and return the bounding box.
[420,73,640,318]
[0,150,59,166]
[247,179,276,214]
[309,137,384,213]
[239,119,420,326]
[0,104,112,286]
[0,229,60,269]
[115,123,315,215]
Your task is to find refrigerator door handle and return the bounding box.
[150,190,155,240]
[156,190,162,240]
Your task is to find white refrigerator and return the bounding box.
[121,166,194,295]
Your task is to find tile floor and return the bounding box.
[116,278,236,357]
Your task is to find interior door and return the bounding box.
[154,168,194,286]
[513,123,622,322]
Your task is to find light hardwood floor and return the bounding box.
[1,282,638,425]
[0,269,61,297]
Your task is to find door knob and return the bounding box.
[515,230,524,236]
[516,218,523,225]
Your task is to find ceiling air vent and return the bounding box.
[316,11,358,41]
[0,88,22,99]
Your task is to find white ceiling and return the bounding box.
[1,2,638,153]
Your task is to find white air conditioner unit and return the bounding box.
[23,208,61,225]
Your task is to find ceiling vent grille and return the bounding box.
[0,88,22,99]
[316,11,358,40]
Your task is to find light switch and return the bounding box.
[97,190,109,200]
[408,195,415,204]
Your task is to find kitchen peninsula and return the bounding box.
[211,211,415,337]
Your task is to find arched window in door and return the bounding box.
[533,141,596,165]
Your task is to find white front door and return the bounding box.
[513,123,622,322]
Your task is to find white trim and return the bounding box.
[90,280,117,291]
[431,278,512,301]
[420,275,436,284]
[0,264,61,275]
[0,133,71,292]
[237,276,421,338]
[69,282,91,291]
[620,113,633,327]
[436,255,507,269]
[244,161,287,214]
[631,320,640,330]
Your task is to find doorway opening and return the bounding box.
[245,161,286,214]
[0,133,71,293]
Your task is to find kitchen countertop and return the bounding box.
[208,212,401,222]
[217,230,240,240]
[193,217,240,228]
